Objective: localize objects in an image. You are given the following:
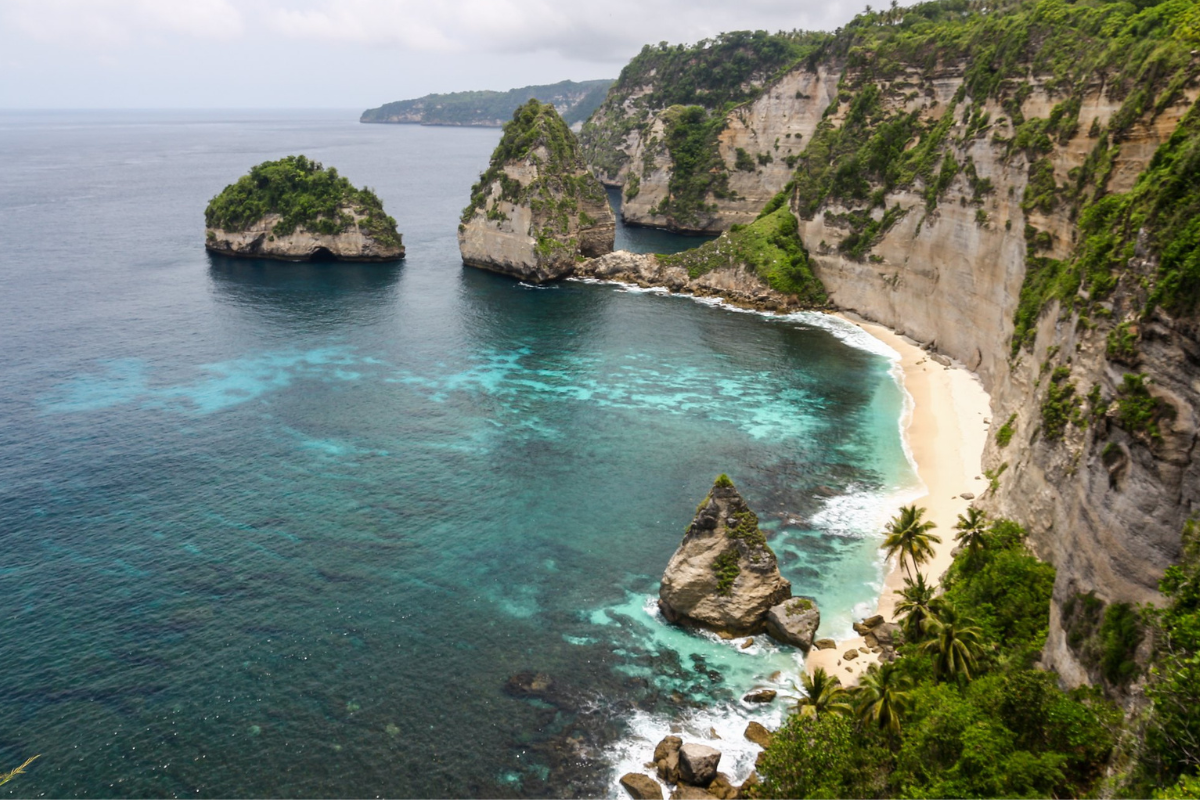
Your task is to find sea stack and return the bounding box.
[205,155,404,262]
[458,99,615,283]
[659,475,792,636]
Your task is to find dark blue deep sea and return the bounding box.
[0,110,917,798]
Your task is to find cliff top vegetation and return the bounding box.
[461,99,606,226]
[361,79,613,127]
[204,156,401,248]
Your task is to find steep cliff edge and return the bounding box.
[205,156,404,262]
[585,0,1200,689]
[459,100,615,283]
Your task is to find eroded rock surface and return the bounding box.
[764,597,821,650]
[458,99,614,282]
[659,476,791,635]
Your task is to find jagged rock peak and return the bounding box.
[204,155,404,262]
[658,474,791,635]
[458,99,615,283]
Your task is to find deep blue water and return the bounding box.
[0,110,916,798]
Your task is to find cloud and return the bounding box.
[2,0,245,47]
[262,0,857,62]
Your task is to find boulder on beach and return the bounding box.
[620,773,664,800]
[764,597,821,650]
[679,743,722,786]
[659,475,791,635]
[814,638,837,650]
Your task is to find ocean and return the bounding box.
[0,109,919,797]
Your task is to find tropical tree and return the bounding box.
[792,666,852,719]
[854,661,912,736]
[881,505,941,578]
[954,507,990,563]
[920,605,986,681]
[895,571,937,641]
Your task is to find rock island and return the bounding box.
[458,99,614,283]
[205,155,404,262]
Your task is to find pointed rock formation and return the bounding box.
[458,99,615,282]
[659,475,791,636]
[205,156,404,262]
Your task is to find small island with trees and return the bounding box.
[205,155,404,262]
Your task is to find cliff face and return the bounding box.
[616,65,842,233]
[206,210,404,262]
[459,100,615,283]
[205,155,404,263]
[584,1,1200,687]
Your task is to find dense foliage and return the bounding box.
[657,207,827,303]
[360,79,613,127]
[204,156,401,247]
[752,516,1120,799]
[1136,519,1200,795]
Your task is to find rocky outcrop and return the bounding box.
[659,476,791,636]
[620,773,664,800]
[458,99,614,283]
[205,155,404,262]
[764,597,821,651]
[574,250,810,313]
[653,736,683,784]
[678,744,721,786]
[205,212,404,262]
[744,722,772,749]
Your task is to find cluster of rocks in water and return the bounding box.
[620,732,763,800]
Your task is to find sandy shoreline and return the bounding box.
[805,313,992,685]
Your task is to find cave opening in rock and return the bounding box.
[309,247,337,262]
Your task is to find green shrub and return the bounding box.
[996,413,1018,447]
[658,206,827,303]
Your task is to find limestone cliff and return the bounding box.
[459,100,615,283]
[659,475,791,635]
[205,155,404,262]
[587,0,1200,688]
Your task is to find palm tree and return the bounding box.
[853,662,912,736]
[881,505,942,578]
[919,605,985,681]
[954,507,989,562]
[792,667,852,719]
[895,571,937,640]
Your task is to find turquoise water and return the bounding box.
[0,110,917,797]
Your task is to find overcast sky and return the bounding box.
[0,0,877,109]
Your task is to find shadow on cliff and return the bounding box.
[206,253,403,331]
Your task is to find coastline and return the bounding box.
[805,313,992,685]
